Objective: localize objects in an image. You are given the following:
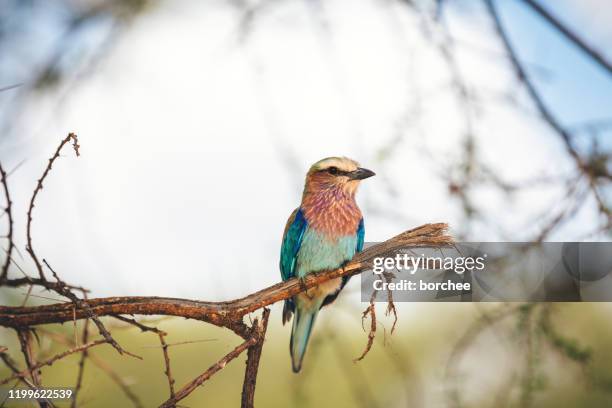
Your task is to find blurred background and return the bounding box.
[0,0,611,406]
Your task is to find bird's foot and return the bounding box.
[299,277,314,299]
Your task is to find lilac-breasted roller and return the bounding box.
[280,157,375,372]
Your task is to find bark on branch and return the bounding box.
[0,223,452,331]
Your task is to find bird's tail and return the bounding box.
[290,306,319,373]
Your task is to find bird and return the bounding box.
[280,157,375,372]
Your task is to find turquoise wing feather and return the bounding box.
[356,217,365,253]
[280,208,307,325]
[280,208,307,282]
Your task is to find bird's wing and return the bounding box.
[356,217,365,253]
[280,208,307,282]
[280,208,307,325]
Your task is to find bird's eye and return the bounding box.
[327,166,339,175]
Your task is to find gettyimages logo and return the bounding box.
[361,242,612,302]
[372,253,486,275]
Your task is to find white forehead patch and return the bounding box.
[311,157,359,172]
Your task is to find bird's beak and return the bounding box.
[349,167,376,180]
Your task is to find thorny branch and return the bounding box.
[16,329,53,408]
[0,221,450,329]
[484,0,611,236]
[25,133,79,281]
[355,270,399,362]
[0,133,452,408]
[0,346,33,388]
[0,163,13,283]
[42,327,145,408]
[401,0,611,241]
[161,338,255,408]
[519,0,612,75]
[1,339,108,385]
[109,314,176,402]
[6,133,137,371]
[159,332,176,401]
[354,291,377,362]
[71,317,90,408]
[42,259,140,359]
[241,308,270,408]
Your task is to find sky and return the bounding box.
[0,0,610,302]
[501,0,612,127]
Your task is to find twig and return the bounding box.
[354,291,377,362]
[534,178,587,242]
[3,276,90,293]
[158,336,258,408]
[26,133,80,281]
[485,0,575,158]
[0,163,13,282]
[354,270,398,361]
[19,291,66,303]
[16,329,50,408]
[0,346,37,389]
[36,328,144,408]
[72,318,90,408]
[17,329,42,387]
[88,352,144,408]
[111,314,164,334]
[484,0,610,223]
[141,339,217,348]
[109,315,177,403]
[20,285,34,307]
[0,83,23,92]
[241,308,270,408]
[43,259,141,360]
[383,271,398,334]
[1,339,108,385]
[0,347,57,408]
[14,133,134,364]
[519,0,612,75]
[159,332,176,402]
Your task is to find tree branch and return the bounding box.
[484,0,580,166]
[241,308,270,408]
[26,133,79,281]
[484,0,610,228]
[519,0,612,75]
[158,335,258,408]
[71,318,90,408]
[0,163,13,283]
[17,329,50,408]
[109,315,176,402]
[0,223,450,406]
[0,223,451,330]
[42,259,140,359]
[1,277,90,293]
[39,327,145,408]
[0,345,37,389]
[1,339,108,385]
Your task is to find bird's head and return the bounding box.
[303,157,375,197]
